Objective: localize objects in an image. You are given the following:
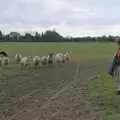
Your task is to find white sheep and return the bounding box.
[20,56,32,70]
[15,53,22,63]
[54,53,65,64]
[2,57,10,66]
[63,52,71,62]
[41,56,48,66]
[33,56,41,70]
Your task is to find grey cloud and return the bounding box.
[0,0,120,36]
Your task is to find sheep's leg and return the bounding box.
[34,66,37,72]
[21,65,25,72]
[21,63,24,72]
[55,60,59,67]
[27,65,32,73]
[37,66,40,72]
[37,65,40,72]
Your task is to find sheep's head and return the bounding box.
[28,56,32,58]
[28,56,33,61]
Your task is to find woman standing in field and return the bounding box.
[109,38,120,94]
[109,39,120,76]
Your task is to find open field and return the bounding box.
[0,42,117,60]
[0,42,119,120]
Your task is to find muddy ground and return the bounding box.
[0,59,108,120]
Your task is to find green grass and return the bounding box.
[88,73,120,120]
[0,42,118,118]
[0,42,117,61]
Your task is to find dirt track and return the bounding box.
[1,59,107,120]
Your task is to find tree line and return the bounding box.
[0,30,117,42]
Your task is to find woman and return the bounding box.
[109,39,120,76]
[108,39,120,94]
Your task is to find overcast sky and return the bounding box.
[0,0,120,37]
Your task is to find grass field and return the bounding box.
[0,42,117,60]
[0,42,119,120]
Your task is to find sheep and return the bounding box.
[54,53,65,64]
[0,56,10,71]
[41,56,48,66]
[20,56,32,71]
[33,56,40,66]
[15,53,22,63]
[0,51,9,65]
[47,53,55,66]
[63,52,71,62]
[2,57,10,66]
[33,56,41,71]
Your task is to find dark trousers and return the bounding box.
[109,57,117,76]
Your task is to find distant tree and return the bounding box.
[0,30,2,37]
[41,32,44,42]
[0,30,3,41]
[108,35,114,42]
[9,32,20,41]
[25,33,34,42]
[0,29,118,42]
[34,32,42,42]
[43,30,63,42]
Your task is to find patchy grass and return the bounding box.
[88,73,120,120]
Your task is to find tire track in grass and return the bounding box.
[7,59,104,120]
[48,74,99,120]
[38,64,80,110]
[34,68,99,120]
[9,64,99,120]
[7,63,79,120]
[27,68,98,120]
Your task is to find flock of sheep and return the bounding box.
[0,51,71,71]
